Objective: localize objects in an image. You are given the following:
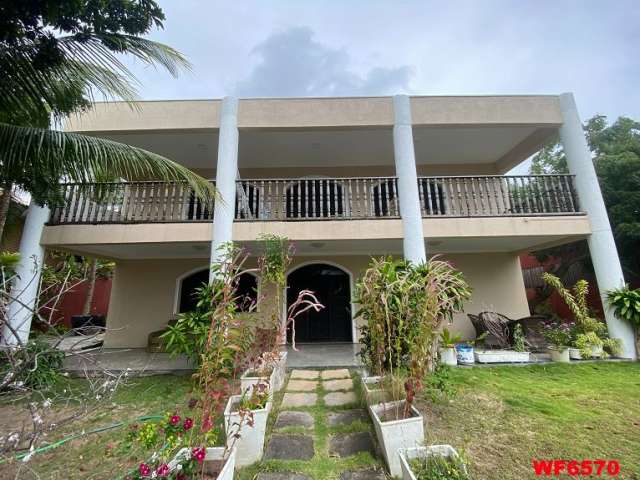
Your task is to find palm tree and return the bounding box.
[0,28,215,240]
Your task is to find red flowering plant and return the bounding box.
[125,245,255,478]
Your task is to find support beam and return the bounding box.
[2,202,50,346]
[393,94,426,264]
[210,96,239,274]
[558,92,636,359]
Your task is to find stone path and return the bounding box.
[239,368,386,479]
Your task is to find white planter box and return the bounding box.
[399,445,466,480]
[369,400,425,478]
[549,347,571,363]
[361,375,390,405]
[474,349,530,364]
[271,351,288,392]
[240,368,276,400]
[569,345,603,360]
[224,395,272,467]
[438,347,458,366]
[170,447,236,480]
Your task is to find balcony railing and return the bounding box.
[48,175,581,225]
[417,175,580,217]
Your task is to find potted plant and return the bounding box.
[543,274,622,360]
[542,320,573,362]
[398,445,469,480]
[356,257,471,477]
[474,323,530,363]
[438,328,462,366]
[224,383,272,466]
[129,246,250,479]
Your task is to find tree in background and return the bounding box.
[529,115,640,304]
[0,0,214,240]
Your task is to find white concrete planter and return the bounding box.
[438,347,458,366]
[474,349,530,363]
[240,368,276,400]
[361,375,390,405]
[224,395,272,467]
[170,447,236,480]
[549,347,571,363]
[271,351,288,392]
[369,400,425,478]
[398,445,466,480]
[569,345,603,360]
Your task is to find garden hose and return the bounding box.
[2,414,164,463]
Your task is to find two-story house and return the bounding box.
[5,94,636,359]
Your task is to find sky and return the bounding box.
[123,1,639,173]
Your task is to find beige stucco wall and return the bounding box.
[103,252,529,348]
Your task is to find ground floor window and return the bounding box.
[178,269,258,313]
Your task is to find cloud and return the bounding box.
[235,26,412,97]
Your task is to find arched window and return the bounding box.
[372,179,398,217]
[285,179,344,218]
[235,182,261,219]
[178,269,258,313]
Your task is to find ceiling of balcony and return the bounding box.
[92,123,555,175]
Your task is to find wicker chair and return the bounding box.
[468,311,550,351]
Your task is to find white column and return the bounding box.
[559,92,636,359]
[210,96,239,272]
[2,202,50,347]
[393,94,426,264]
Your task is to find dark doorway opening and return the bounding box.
[178,269,258,313]
[287,263,352,343]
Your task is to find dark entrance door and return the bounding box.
[287,264,352,343]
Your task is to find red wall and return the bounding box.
[42,278,112,327]
[520,254,604,321]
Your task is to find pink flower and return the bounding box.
[192,447,206,463]
[156,463,170,477]
[139,463,151,477]
[183,417,193,431]
[169,414,181,426]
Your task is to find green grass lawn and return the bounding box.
[417,362,640,480]
[1,363,638,479]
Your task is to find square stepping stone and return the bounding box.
[275,411,315,430]
[265,434,314,460]
[282,392,318,408]
[329,432,375,457]
[327,409,368,427]
[324,391,357,407]
[321,368,351,380]
[287,379,318,392]
[290,369,320,380]
[257,474,311,480]
[340,470,386,480]
[323,378,353,392]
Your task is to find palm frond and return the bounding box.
[0,123,214,202]
[0,33,190,120]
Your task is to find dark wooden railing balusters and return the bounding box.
[48,175,582,225]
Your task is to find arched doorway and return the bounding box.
[287,263,352,343]
[177,269,258,313]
